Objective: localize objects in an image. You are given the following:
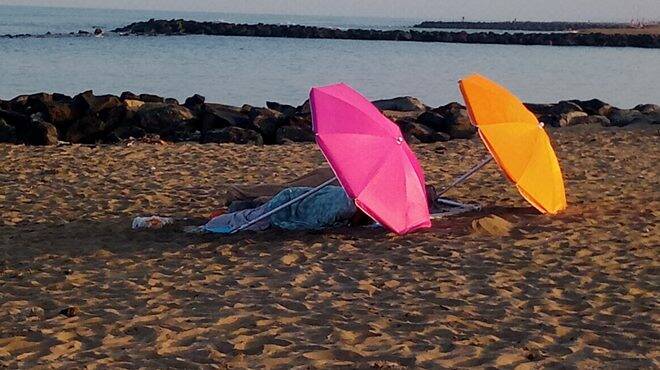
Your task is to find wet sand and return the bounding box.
[0,125,658,368]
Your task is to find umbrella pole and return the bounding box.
[437,156,494,197]
[230,177,337,234]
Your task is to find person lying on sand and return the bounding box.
[204,185,372,233]
[223,167,335,212]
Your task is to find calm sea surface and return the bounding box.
[1,5,658,107]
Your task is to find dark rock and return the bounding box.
[202,126,263,145]
[607,108,652,126]
[113,19,660,48]
[275,126,315,144]
[138,93,164,103]
[266,101,297,117]
[416,111,446,131]
[8,93,75,126]
[373,96,427,112]
[550,101,583,115]
[539,114,560,127]
[633,104,659,115]
[26,114,59,145]
[282,115,312,129]
[65,104,129,143]
[0,118,17,143]
[568,115,611,126]
[120,91,139,100]
[524,103,555,116]
[296,100,311,115]
[562,111,589,127]
[569,99,613,116]
[432,102,476,139]
[402,121,450,143]
[244,107,283,144]
[202,103,250,131]
[184,94,205,110]
[72,91,122,114]
[111,125,146,140]
[94,28,103,36]
[633,104,660,124]
[0,110,58,145]
[164,98,179,105]
[136,104,195,134]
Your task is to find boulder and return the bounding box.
[65,105,128,143]
[28,117,59,146]
[72,91,122,114]
[120,91,139,100]
[633,104,659,115]
[244,107,283,144]
[416,111,446,131]
[124,99,146,111]
[8,93,75,126]
[266,101,297,117]
[136,104,195,134]
[373,96,427,112]
[0,118,17,143]
[184,94,205,110]
[296,100,311,115]
[550,101,583,115]
[568,115,611,126]
[431,102,476,139]
[164,98,179,105]
[201,103,250,131]
[138,93,164,103]
[562,111,588,127]
[633,104,660,124]
[524,103,555,116]
[569,99,613,116]
[607,108,652,127]
[202,126,263,145]
[402,121,449,143]
[275,126,315,144]
[7,113,59,145]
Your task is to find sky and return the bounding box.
[0,0,659,22]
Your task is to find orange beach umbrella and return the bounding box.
[458,74,567,214]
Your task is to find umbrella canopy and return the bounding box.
[310,83,431,234]
[458,74,567,215]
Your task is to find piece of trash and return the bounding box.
[132,216,174,230]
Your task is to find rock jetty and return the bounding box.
[112,19,660,48]
[413,21,629,32]
[0,91,657,146]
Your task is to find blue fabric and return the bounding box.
[266,186,356,230]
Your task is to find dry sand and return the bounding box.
[0,125,658,368]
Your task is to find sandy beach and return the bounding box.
[0,124,657,368]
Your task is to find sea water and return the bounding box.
[1,5,658,107]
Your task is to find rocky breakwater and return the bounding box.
[112,19,660,48]
[0,91,658,146]
[413,21,629,32]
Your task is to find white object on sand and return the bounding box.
[132,216,174,230]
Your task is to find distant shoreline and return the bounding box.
[109,19,660,48]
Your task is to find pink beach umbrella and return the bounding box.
[310,83,431,235]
